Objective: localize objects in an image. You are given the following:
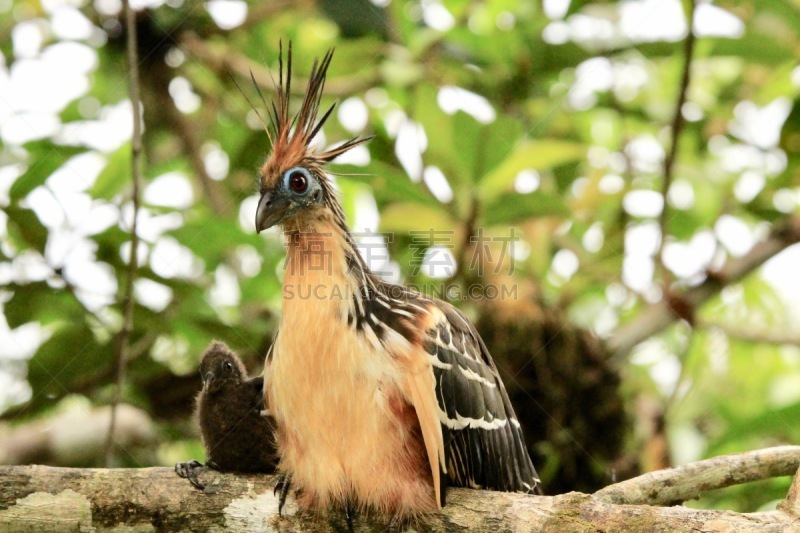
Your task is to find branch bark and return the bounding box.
[608,215,800,357]
[1,458,798,532]
[779,466,800,517]
[595,445,800,506]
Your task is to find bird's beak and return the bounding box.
[202,372,216,394]
[255,190,291,234]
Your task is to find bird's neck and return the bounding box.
[281,217,377,321]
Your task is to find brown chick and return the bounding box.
[175,341,277,489]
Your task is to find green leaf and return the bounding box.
[707,34,795,65]
[741,277,787,328]
[379,202,457,234]
[26,323,110,403]
[90,144,130,200]
[5,205,48,253]
[453,112,523,184]
[4,282,83,329]
[93,225,131,269]
[169,215,262,269]
[753,0,800,33]
[411,83,463,184]
[753,61,797,105]
[335,161,440,208]
[481,191,569,226]
[667,175,722,240]
[478,139,586,199]
[9,144,86,201]
[452,111,482,182]
[708,401,800,454]
[779,97,800,153]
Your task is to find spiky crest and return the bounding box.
[260,42,370,188]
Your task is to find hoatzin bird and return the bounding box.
[254,44,541,522]
[175,341,277,489]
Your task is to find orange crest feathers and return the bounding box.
[262,42,369,177]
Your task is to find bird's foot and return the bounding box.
[274,473,292,516]
[174,459,206,490]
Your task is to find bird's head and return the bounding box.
[199,341,247,395]
[255,43,369,233]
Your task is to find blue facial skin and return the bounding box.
[255,166,325,233]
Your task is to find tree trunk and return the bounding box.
[1,464,799,532]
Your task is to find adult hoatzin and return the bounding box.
[255,44,541,520]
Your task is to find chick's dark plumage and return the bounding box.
[175,341,277,488]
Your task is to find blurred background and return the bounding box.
[1,0,799,513]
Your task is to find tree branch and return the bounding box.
[779,466,800,517]
[105,0,143,467]
[143,54,229,216]
[608,215,800,356]
[0,463,797,532]
[656,0,696,289]
[1,405,156,466]
[595,445,800,506]
[700,320,800,346]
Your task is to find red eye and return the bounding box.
[289,171,308,193]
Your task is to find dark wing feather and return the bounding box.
[245,375,265,410]
[370,282,541,500]
[426,300,542,497]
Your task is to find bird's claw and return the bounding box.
[274,474,292,516]
[174,459,206,490]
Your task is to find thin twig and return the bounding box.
[608,215,800,357]
[663,328,693,414]
[656,0,696,291]
[701,320,800,346]
[448,194,478,284]
[450,126,486,285]
[145,58,227,215]
[595,445,800,506]
[104,0,143,467]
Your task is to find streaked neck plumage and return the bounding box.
[280,195,379,328]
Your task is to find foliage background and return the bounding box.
[1,0,799,513]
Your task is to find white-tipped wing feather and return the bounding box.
[418,300,541,496]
